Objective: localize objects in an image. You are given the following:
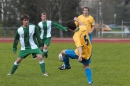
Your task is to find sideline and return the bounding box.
[0,38,130,43]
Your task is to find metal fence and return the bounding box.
[0,26,130,38]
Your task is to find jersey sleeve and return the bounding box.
[91,17,95,26]
[35,26,42,47]
[13,30,19,52]
[37,25,41,33]
[52,22,67,31]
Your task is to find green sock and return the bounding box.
[42,49,48,58]
[10,64,18,74]
[42,51,46,57]
[39,63,45,73]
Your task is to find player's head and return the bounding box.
[21,14,29,26]
[83,7,89,16]
[21,14,29,21]
[41,12,47,21]
[66,20,76,31]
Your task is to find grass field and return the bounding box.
[0,42,130,86]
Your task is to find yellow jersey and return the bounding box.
[73,26,92,60]
[75,15,95,32]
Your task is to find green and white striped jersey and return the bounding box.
[38,20,67,39]
[13,24,41,52]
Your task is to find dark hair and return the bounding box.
[21,14,29,21]
[83,7,89,11]
[41,12,47,16]
[66,20,76,30]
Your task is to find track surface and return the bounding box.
[0,38,130,43]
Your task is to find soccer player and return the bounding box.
[7,14,48,76]
[74,7,95,42]
[37,12,67,58]
[58,20,93,85]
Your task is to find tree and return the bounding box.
[102,0,130,25]
[0,0,81,37]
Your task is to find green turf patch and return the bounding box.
[0,43,130,86]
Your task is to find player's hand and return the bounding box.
[88,31,92,34]
[65,27,68,31]
[74,17,78,22]
[78,56,82,62]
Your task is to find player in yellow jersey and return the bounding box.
[58,20,93,85]
[74,7,95,42]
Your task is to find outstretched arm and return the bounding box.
[74,17,85,26]
[52,22,67,31]
[74,17,85,27]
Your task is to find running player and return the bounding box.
[37,12,67,58]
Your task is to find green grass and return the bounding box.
[0,42,130,86]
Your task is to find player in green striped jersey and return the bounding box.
[7,14,48,76]
[37,12,67,58]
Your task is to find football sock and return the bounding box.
[10,62,19,74]
[85,68,92,83]
[63,56,70,67]
[39,60,45,73]
[42,49,47,57]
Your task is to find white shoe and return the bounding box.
[7,73,12,76]
[42,72,48,76]
[88,82,93,85]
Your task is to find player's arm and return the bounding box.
[35,26,42,47]
[37,25,41,33]
[77,46,82,62]
[89,17,95,34]
[89,25,95,34]
[13,31,19,53]
[52,22,67,31]
[73,35,83,61]
[74,17,84,26]
[74,17,79,27]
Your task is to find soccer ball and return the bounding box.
[58,53,63,62]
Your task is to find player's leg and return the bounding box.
[58,49,78,70]
[88,34,92,43]
[7,50,30,75]
[42,37,51,58]
[81,58,93,84]
[87,34,93,84]
[34,48,48,76]
[42,44,48,58]
[37,54,48,76]
[84,65,93,84]
[7,57,23,75]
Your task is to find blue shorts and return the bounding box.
[65,50,91,65]
[88,34,92,43]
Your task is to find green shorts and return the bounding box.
[18,48,42,58]
[41,37,51,46]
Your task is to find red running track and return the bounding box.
[0,38,130,43]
